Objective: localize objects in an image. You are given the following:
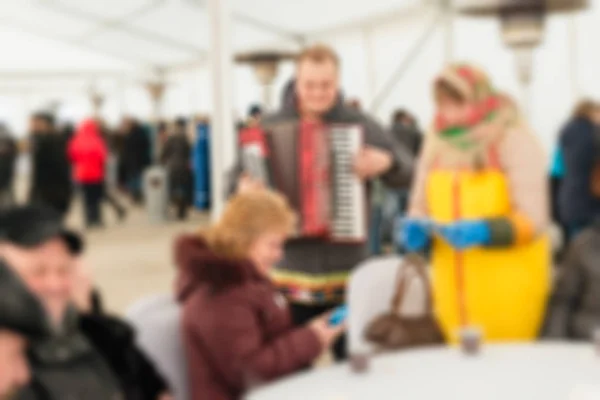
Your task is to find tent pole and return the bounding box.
[363,27,377,105]
[118,75,127,119]
[369,11,444,113]
[208,0,236,221]
[569,12,580,101]
[443,0,455,63]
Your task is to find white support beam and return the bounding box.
[568,12,580,100]
[0,17,150,66]
[307,3,432,39]
[363,27,377,105]
[208,0,236,220]
[369,10,444,113]
[442,0,455,63]
[39,0,207,55]
[183,0,306,45]
[0,70,130,80]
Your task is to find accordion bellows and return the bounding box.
[240,121,367,243]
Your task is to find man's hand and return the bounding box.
[236,173,264,194]
[353,146,393,180]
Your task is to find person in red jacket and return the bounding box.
[68,119,108,228]
[175,190,344,400]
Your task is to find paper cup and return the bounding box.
[460,327,482,356]
[350,353,370,373]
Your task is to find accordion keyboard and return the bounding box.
[330,125,367,242]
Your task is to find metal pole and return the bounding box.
[363,27,377,105]
[443,1,455,63]
[118,75,127,119]
[568,13,580,101]
[515,48,533,119]
[370,11,444,113]
[208,0,236,220]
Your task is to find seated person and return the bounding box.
[0,260,48,398]
[175,190,345,400]
[546,218,600,339]
[0,205,172,400]
[0,206,123,400]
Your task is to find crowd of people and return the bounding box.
[0,112,203,227]
[1,42,599,400]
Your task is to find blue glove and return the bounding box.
[397,218,431,252]
[439,220,491,250]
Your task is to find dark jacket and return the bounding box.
[160,132,193,203]
[229,81,414,304]
[29,133,73,215]
[0,260,48,338]
[123,124,151,177]
[558,117,600,226]
[545,220,600,340]
[175,235,322,400]
[0,126,17,190]
[17,308,124,400]
[391,122,422,157]
[79,313,169,400]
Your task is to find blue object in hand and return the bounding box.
[329,305,348,326]
[439,220,491,250]
[398,218,431,252]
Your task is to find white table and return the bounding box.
[247,343,600,400]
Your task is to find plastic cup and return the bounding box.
[460,327,482,356]
[350,353,370,373]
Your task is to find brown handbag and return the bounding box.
[364,254,443,350]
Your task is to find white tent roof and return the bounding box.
[0,0,597,155]
[0,0,421,72]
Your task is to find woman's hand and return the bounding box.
[157,393,174,400]
[308,313,345,349]
[439,220,491,250]
[399,218,431,252]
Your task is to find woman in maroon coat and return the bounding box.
[175,190,344,400]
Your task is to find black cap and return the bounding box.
[0,260,49,338]
[0,206,84,255]
[248,104,262,118]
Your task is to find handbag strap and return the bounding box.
[390,253,433,314]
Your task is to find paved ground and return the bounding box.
[76,204,210,314]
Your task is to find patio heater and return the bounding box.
[455,0,588,114]
[235,51,297,109]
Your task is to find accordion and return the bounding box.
[239,121,367,243]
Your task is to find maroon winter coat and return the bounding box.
[175,235,322,400]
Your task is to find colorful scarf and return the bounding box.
[434,65,503,149]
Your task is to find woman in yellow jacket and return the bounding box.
[401,64,551,343]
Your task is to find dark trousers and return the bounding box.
[103,185,125,217]
[289,303,347,362]
[82,183,104,227]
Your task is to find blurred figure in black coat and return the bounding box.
[0,123,17,209]
[160,118,193,220]
[28,112,73,218]
[391,109,422,158]
[120,117,151,205]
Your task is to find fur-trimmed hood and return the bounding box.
[174,235,267,302]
